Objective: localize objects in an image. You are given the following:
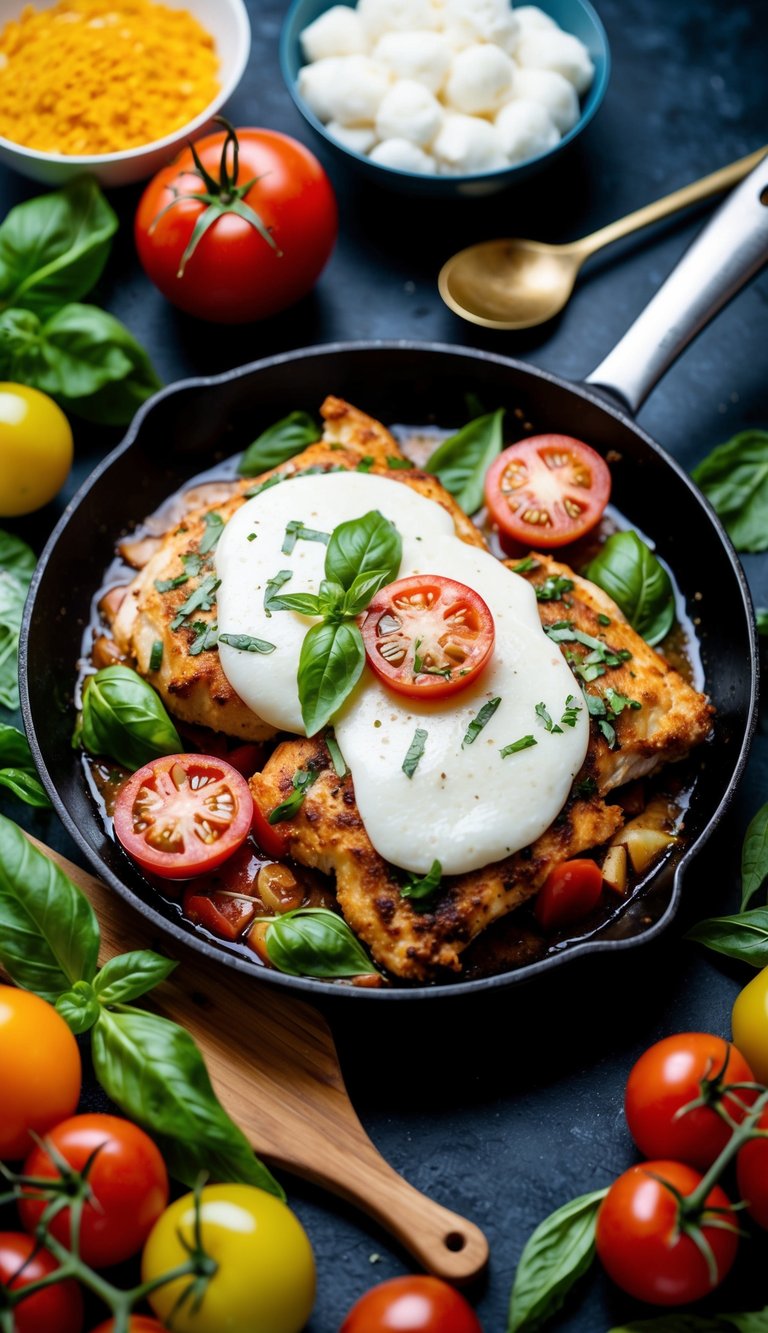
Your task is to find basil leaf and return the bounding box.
[325,509,402,591]
[508,1188,607,1332]
[741,802,768,909]
[400,859,442,908]
[238,411,321,476]
[92,1007,284,1197]
[262,907,377,979]
[218,633,275,655]
[198,511,224,555]
[402,727,428,778]
[535,575,574,603]
[757,608,768,636]
[0,767,51,808]
[0,723,51,808]
[692,430,768,553]
[0,530,35,709]
[78,664,182,770]
[462,697,501,747]
[425,409,504,515]
[0,813,99,1000]
[268,767,318,824]
[500,735,537,757]
[342,568,391,616]
[93,950,178,1005]
[585,531,675,646]
[297,619,365,736]
[318,580,346,616]
[56,981,101,1035]
[0,178,117,316]
[171,573,220,629]
[609,1314,768,1333]
[325,729,347,778]
[687,908,768,967]
[264,569,292,618]
[0,528,35,583]
[282,519,330,555]
[269,592,323,616]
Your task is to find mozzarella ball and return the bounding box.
[441,0,519,51]
[376,79,443,146]
[369,137,438,172]
[372,30,452,93]
[511,67,580,133]
[316,55,393,125]
[445,44,516,114]
[325,120,377,152]
[357,0,441,40]
[495,98,559,161]
[513,5,559,35]
[433,113,507,172]
[297,57,346,122]
[516,29,595,94]
[300,6,367,61]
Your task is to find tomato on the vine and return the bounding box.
[624,1033,757,1169]
[19,1114,169,1269]
[0,1232,83,1333]
[135,121,337,323]
[737,1106,768,1229]
[485,435,611,550]
[732,965,768,1085]
[534,859,603,931]
[0,986,81,1160]
[595,1160,738,1305]
[340,1276,482,1333]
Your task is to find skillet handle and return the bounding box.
[585,150,768,414]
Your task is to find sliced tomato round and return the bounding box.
[113,754,253,880]
[535,858,603,931]
[360,574,495,699]
[485,435,611,549]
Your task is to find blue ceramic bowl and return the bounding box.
[280,0,610,196]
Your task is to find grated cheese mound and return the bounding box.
[0,0,220,156]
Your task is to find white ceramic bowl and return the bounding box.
[0,0,251,186]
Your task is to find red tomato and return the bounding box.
[0,986,81,1159]
[135,123,337,323]
[0,1232,83,1333]
[19,1114,169,1269]
[361,575,495,699]
[226,743,264,777]
[737,1107,768,1229]
[340,1276,482,1333]
[90,1320,166,1333]
[484,436,611,549]
[113,753,253,880]
[596,1160,738,1305]
[534,859,603,931]
[251,798,291,860]
[183,881,257,941]
[625,1033,757,1170]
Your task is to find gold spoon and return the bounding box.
[438,146,767,331]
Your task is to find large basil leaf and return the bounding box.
[585,530,675,645]
[93,949,178,1005]
[508,1188,607,1331]
[692,430,768,552]
[0,813,99,1000]
[741,801,768,909]
[263,907,377,978]
[238,410,322,476]
[92,1007,284,1198]
[297,619,365,736]
[0,178,117,317]
[325,509,402,591]
[0,723,51,808]
[78,664,182,770]
[425,409,505,516]
[0,530,35,710]
[687,907,768,967]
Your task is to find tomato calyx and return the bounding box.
[150,118,283,276]
[642,1167,743,1285]
[675,1044,762,1130]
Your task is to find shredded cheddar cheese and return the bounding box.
[0,0,220,156]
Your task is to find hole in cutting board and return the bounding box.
[444,1231,466,1252]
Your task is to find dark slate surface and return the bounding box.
[2,0,768,1329]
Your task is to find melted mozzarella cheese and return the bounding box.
[216,472,588,874]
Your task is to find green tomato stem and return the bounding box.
[684,1085,768,1214]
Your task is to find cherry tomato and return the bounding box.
[361,575,495,699]
[90,1321,165,1333]
[19,1114,169,1269]
[484,435,611,550]
[625,1033,757,1170]
[0,383,73,517]
[732,966,768,1084]
[534,859,603,931]
[135,123,337,323]
[341,1276,482,1333]
[737,1107,768,1229]
[251,798,291,860]
[113,753,254,880]
[0,986,81,1159]
[183,880,257,941]
[142,1183,315,1333]
[0,1232,83,1333]
[595,1160,738,1305]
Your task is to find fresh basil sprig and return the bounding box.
[687,908,768,968]
[0,529,35,709]
[257,906,378,979]
[741,802,768,909]
[425,409,505,515]
[298,620,366,737]
[76,664,182,770]
[0,723,51,808]
[238,411,322,476]
[585,531,675,646]
[692,429,768,553]
[508,1188,607,1331]
[0,177,117,315]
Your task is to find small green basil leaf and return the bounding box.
[78,664,182,770]
[342,568,391,616]
[508,1188,607,1332]
[585,531,675,646]
[56,981,101,1035]
[692,430,768,553]
[92,1007,284,1197]
[318,580,346,616]
[0,767,51,808]
[0,530,35,709]
[268,767,318,824]
[741,802,768,909]
[93,950,178,1005]
[0,722,51,810]
[238,410,322,476]
[297,619,365,737]
[400,860,442,910]
[269,592,323,617]
[425,409,505,516]
[757,608,768,636]
[0,178,117,316]
[262,907,378,979]
[0,813,99,1000]
[687,908,768,968]
[325,509,401,591]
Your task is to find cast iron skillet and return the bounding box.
[20,157,768,1002]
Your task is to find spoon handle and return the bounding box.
[575,145,767,259]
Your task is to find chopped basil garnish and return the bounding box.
[400,859,443,910]
[560,695,582,728]
[181,553,203,576]
[264,569,293,618]
[535,575,574,603]
[218,633,276,655]
[154,573,188,592]
[245,473,284,500]
[356,455,374,472]
[597,612,611,626]
[462,696,501,747]
[535,702,563,734]
[604,686,641,716]
[573,775,597,799]
[545,620,631,685]
[268,768,318,824]
[324,729,347,778]
[414,638,451,680]
[282,520,331,556]
[170,574,221,631]
[189,622,219,656]
[199,511,224,556]
[148,639,163,672]
[500,735,537,757]
[402,727,428,778]
[512,556,539,574]
[584,687,641,750]
[387,455,413,470]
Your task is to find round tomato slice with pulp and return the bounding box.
[360,575,495,699]
[113,754,253,879]
[485,435,611,549]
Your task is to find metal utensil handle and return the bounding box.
[585,151,768,414]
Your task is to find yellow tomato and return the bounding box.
[732,966,768,1085]
[142,1183,315,1333]
[0,383,73,516]
[0,985,81,1159]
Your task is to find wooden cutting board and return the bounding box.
[25,839,489,1284]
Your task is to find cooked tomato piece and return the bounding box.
[113,754,253,879]
[360,575,495,699]
[251,799,291,860]
[535,858,603,931]
[485,435,611,549]
[183,887,257,941]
